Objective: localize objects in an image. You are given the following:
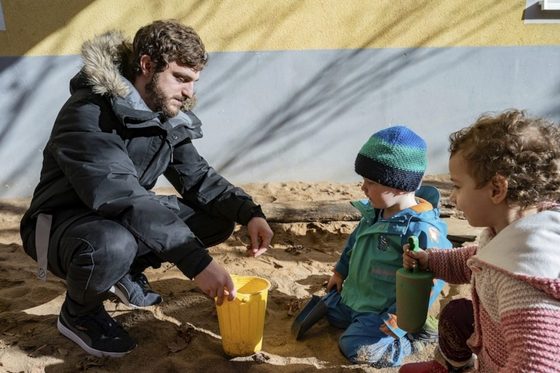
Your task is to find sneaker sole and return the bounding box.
[57,317,133,358]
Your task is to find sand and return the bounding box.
[0,178,479,372]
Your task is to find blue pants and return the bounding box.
[323,290,412,367]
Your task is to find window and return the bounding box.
[524,0,560,23]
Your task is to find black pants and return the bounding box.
[438,298,475,364]
[24,199,235,316]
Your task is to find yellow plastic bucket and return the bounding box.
[216,275,271,356]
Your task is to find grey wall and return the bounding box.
[1,45,559,198]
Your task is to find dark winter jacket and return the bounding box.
[20,31,263,278]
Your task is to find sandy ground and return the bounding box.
[0,178,480,372]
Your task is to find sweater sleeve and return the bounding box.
[428,245,477,284]
[495,273,560,372]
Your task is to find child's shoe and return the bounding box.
[409,315,438,351]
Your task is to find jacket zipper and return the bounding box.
[168,138,174,163]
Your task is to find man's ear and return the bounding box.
[490,174,508,204]
[139,55,153,76]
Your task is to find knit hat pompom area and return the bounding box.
[355,125,427,192]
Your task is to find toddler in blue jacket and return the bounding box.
[295,126,452,368]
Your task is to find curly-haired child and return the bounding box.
[400,109,560,372]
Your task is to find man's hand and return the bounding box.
[326,271,344,293]
[193,260,236,305]
[246,217,273,257]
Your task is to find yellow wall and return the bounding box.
[1,0,559,57]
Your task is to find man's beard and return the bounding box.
[145,74,197,119]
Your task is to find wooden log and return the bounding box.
[262,200,359,223]
[447,234,477,246]
[261,200,455,223]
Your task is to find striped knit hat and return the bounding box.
[355,125,427,192]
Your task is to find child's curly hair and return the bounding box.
[449,109,560,207]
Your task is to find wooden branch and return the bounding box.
[262,201,359,223]
[447,234,477,246]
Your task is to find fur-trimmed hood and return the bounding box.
[79,30,132,98]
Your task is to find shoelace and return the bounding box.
[133,274,153,293]
[76,308,122,337]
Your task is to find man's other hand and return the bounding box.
[246,217,273,257]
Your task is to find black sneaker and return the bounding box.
[57,303,136,357]
[110,273,162,308]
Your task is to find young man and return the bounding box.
[19,20,273,357]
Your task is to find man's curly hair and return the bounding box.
[130,19,208,77]
[449,109,560,207]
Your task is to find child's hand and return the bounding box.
[403,243,429,270]
[326,271,344,293]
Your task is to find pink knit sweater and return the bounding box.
[428,209,560,372]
